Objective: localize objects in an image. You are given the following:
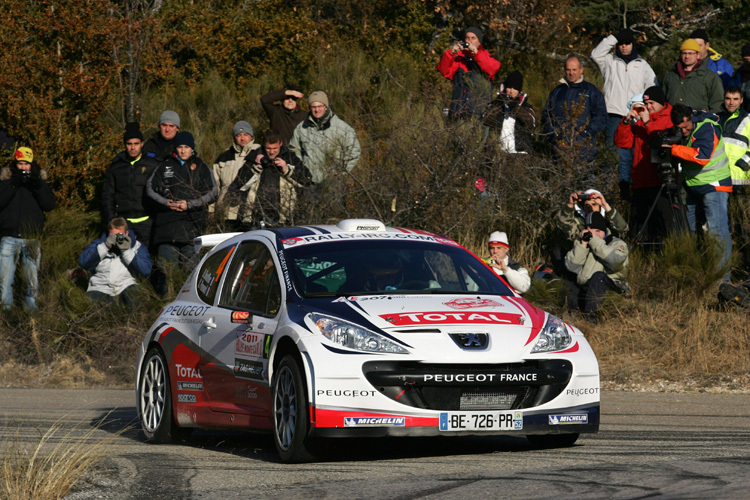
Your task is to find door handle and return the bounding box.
[202,317,217,329]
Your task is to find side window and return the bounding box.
[220,241,282,316]
[196,245,236,304]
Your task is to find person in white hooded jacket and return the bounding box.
[483,231,530,293]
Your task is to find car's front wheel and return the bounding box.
[526,433,580,448]
[272,355,316,463]
[138,347,189,443]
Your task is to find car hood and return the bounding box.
[298,294,550,359]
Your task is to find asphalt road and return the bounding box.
[1,388,749,499]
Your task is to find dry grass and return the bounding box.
[0,418,120,500]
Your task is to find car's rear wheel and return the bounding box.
[273,355,315,463]
[138,347,189,443]
[526,433,580,448]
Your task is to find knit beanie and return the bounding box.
[14,147,33,163]
[688,29,708,42]
[123,122,143,142]
[174,131,195,150]
[585,212,607,231]
[488,231,509,248]
[465,27,483,44]
[643,86,666,106]
[680,39,701,53]
[503,70,523,92]
[615,28,635,45]
[159,110,181,128]
[233,120,253,137]
[308,91,329,108]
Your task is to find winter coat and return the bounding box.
[438,46,501,119]
[483,256,530,293]
[614,102,674,189]
[211,141,262,221]
[226,144,311,225]
[147,154,218,245]
[78,229,151,296]
[671,111,731,195]
[590,35,658,116]
[542,78,607,162]
[556,201,629,242]
[565,233,629,286]
[718,108,750,184]
[289,110,361,184]
[142,132,176,162]
[0,162,56,238]
[482,92,536,153]
[260,89,307,145]
[662,60,724,113]
[706,47,734,88]
[101,152,159,222]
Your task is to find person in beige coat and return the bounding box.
[564,211,629,315]
[211,121,261,231]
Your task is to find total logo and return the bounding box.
[380,311,522,326]
[549,414,588,425]
[344,417,406,427]
[175,364,202,380]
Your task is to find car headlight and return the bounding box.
[531,314,571,353]
[310,313,408,353]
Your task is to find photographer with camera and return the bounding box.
[615,86,675,241]
[483,231,531,293]
[437,26,501,120]
[482,70,536,153]
[227,129,311,228]
[78,217,151,307]
[556,188,628,243]
[0,147,56,312]
[564,212,630,316]
[668,104,732,275]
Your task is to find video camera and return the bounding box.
[648,126,683,188]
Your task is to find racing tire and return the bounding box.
[526,433,580,448]
[138,347,190,443]
[272,355,316,463]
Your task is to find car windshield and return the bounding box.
[285,239,514,297]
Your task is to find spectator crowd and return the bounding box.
[2,24,750,314]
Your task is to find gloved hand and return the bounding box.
[105,233,118,250]
[117,234,131,252]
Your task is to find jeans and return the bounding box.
[0,236,41,311]
[606,114,634,182]
[685,189,732,273]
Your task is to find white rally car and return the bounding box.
[136,219,599,462]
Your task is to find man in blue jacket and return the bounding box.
[542,56,608,164]
[79,217,152,306]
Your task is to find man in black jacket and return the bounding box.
[227,129,311,227]
[143,110,180,162]
[260,84,306,145]
[0,147,56,311]
[101,122,158,247]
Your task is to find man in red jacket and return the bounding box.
[437,27,501,119]
[614,86,675,243]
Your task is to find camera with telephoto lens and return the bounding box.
[20,170,31,183]
[581,231,593,243]
[116,234,126,245]
[460,41,470,49]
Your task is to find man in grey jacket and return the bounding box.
[78,218,152,307]
[564,211,629,315]
[289,91,361,184]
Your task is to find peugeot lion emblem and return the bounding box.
[449,333,489,349]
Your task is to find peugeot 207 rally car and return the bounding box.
[136,219,599,462]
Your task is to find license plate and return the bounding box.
[439,411,523,431]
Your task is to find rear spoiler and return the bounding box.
[193,232,243,253]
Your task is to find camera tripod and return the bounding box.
[632,166,689,248]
